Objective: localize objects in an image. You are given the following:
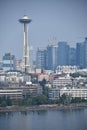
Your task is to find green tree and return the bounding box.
[60,93,71,105]
[1,101,7,107]
[43,86,50,98]
[39,78,46,88]
[6,97,12,106]
[71,97,84,103]
[32,95,48,105]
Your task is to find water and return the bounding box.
[0,108,87,130]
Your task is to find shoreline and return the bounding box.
[0,103,87,113]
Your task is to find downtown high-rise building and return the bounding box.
[69,47,76,66]
[2,53,16,71]
[84,38,87,68]
[36,44,58,71]
[57,42,69,66]
[76,42,84,68]
[46,44,58,70]
[76,38,87,69]
[36,37,87,71]
[36,48,47,70]
[0,58,2,70]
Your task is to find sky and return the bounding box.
[0,0,87,59]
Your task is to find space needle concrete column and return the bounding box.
[19,15,31,73]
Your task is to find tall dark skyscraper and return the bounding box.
[57,42,69,66]
[36,48,47,70]
[69,48,76,66]
[76,42,84,68]
[46,44,58,70]
[84,38,87,68]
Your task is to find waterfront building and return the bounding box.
[49,88,60,100]
[2,53,16,71]
[60,87,87,99]
[49,87,87,100]
[23,85,42,97]
[0,89,23,99]
[0,83,42,99]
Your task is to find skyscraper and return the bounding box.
[84,38,87,68]
[29,46,34,71]
[0,58,2,70]
[46,44,58,70]
[76,42,84,68]
[2,53,16,71]
[36,48,47,70]
[57,42,69,66]
[19,15,32,73]
[69,47,76,66]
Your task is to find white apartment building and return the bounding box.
[56,66,78,74]
[49,87,87,100]
[60,87,87,99]
[0,71,31,83]
[0,89,23,99]
[52,74,72,87]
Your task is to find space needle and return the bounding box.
[19,15,32,73]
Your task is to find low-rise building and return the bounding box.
[0,84,42,99]
[38,74,49,82]
[52,74,72,87]
[60,87,87,99]
[0,89,23,99]
[49,88,60,100]
[22,85,42,97]
[49,87,87,100]
[56,66,78,74]
[0,71,31,84]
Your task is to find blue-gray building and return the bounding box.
[46,44,58,70]
[36,48,47,70]
[57,42,69,66]
[49,88,60,100]
[76,42,84,68]
[69,48,76,66]
[2,53,16,71]
[84,38,87,68]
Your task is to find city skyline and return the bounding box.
[0,0,87,59]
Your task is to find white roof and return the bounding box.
[22,15,29,19]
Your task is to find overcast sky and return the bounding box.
[0,0,87,59]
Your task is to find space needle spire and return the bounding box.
[19,15,32,73]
